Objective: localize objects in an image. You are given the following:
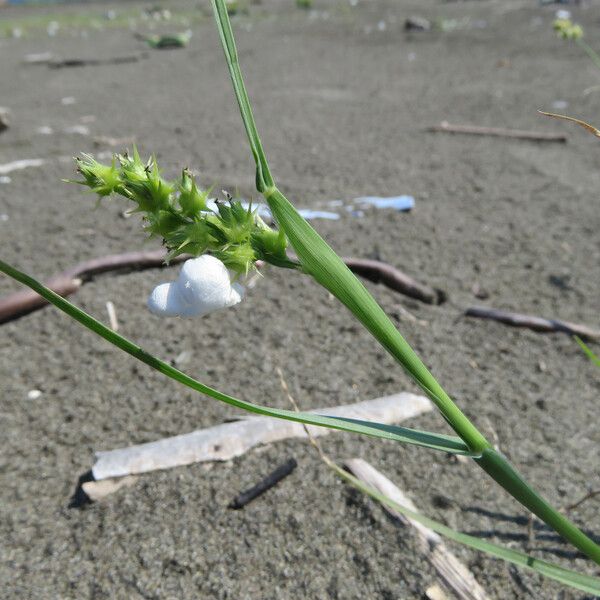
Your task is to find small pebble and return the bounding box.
[27,389,42,400]
[432,493,453,509]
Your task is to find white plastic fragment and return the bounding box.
[147,255,244,318]
[27,389,42,400]
[23,52,54,64]
[64,125,89,135]
[0,159,45,175]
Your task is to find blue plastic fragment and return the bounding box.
[297,209,340,220]
[354,195,415,212]
[239,202,340,221]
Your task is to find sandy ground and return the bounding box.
[1,0,600,598]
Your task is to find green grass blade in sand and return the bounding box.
[575,336,600,367]
[329,461,600,596]
[210,0,600,566]
[0,259,472,455]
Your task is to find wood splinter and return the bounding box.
[465,306,600,341]
[229,458,297,509]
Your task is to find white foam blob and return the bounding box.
[147,255,244,318]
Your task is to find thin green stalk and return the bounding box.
[575,336,600,368]
[476,449,600,564]
[210,0,600,565]
[264,186,489,452]
[576,37,600,71]
[328,460,600,595]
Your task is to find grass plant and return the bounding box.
[1,0,599,593]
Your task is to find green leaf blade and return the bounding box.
[334,463,600,596]
[0,259,471,456]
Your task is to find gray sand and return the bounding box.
[1,0,599,598]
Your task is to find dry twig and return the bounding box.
[427,121,567,143]
[0,250,440,324]
[465,306,600,341]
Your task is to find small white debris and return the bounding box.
[24,51,54,64]
[552,100,568,111]
[106,301,119,331]
[174,350,192,366]
[377,20,386,31]
[27,389,42,400]
[0,159,45,175]
[36,125,54,135]
[61,96,76,106]
[0,213,9,220]
[0,177,11,185]
[555,9,571,21]
[148,255,244,318]
[64,125,89,136]
[425,583,449,600]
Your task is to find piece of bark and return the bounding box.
[465,306,600,341]
[48,55,144,69]
[0,250,441,324]
[344,458,490,600]
[427,121,567,143]
[229,458,297,509]
[92,393,432,480]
